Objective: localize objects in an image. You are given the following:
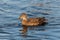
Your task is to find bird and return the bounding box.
[18,13,47,26]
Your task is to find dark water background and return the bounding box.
[0,0,60,40]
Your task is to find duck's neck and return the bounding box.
[22,18,28,25]
[22,17,28,21]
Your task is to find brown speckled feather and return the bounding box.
[19,13,47,26]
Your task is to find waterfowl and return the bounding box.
[18,13,47,26]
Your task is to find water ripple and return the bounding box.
[0,0,60,40]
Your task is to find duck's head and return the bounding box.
[18,13,28,20]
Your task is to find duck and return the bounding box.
[18,13,47,26]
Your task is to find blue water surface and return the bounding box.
[0,0,60,40]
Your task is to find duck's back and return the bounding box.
[29,17,45,23]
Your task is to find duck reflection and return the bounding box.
[22,25,28,34]
[19,25,28,37]
[20,25,46,37]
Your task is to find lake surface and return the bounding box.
[0,0,60,40]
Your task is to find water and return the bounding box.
[0,0,60,40]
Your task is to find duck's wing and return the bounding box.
[29,18,40,22]
[29,17,46,22]
[39,17,46,23]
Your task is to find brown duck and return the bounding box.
[18,13,47,26]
